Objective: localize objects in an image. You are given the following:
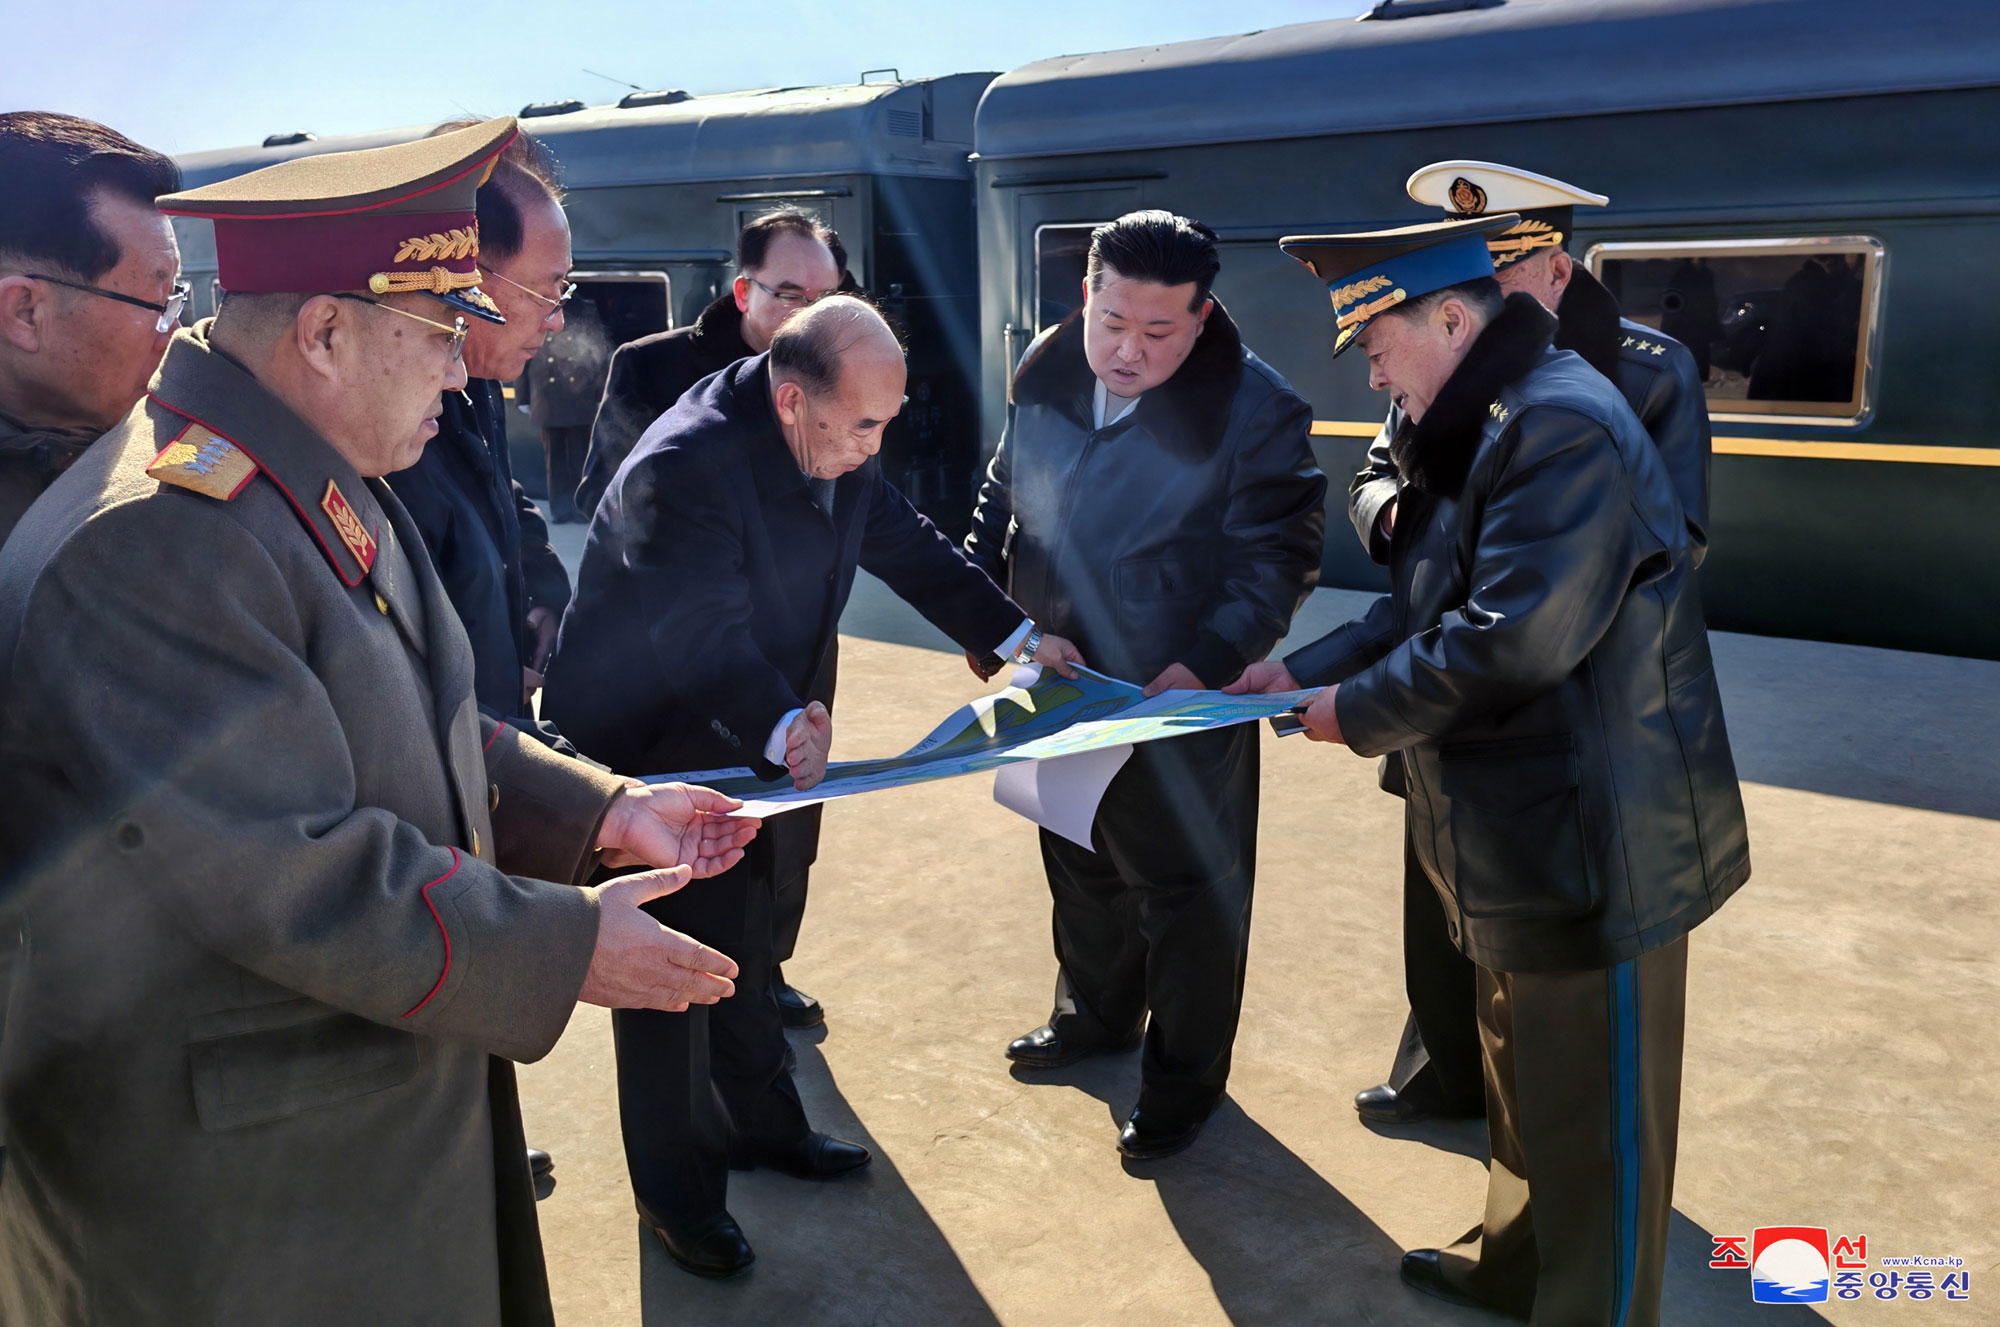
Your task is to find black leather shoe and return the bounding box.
[527,1148,553,1181]
[1006,1023,1141,1070]
[775,979,823,1030]
[1399,1249,1493,1312]
[1354,1082,1435,1124]
[731,1130,872,1180]
[641,1208,755,1279]
[1116,1106,1210,1161]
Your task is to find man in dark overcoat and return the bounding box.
[1345,162,1715,1127]
[544,296,1081,1278]
[0,119,756,1327]
[1233,216,1750,1324]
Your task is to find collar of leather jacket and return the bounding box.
[1009,298,1245,456]
[1553,265,1623,381]
[1391,292,1558,500]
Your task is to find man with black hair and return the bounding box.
[0,112,183,545]
[546,295,1081,1278]
[1232,218,1747,1324]
[964,210,1325,1161]
[1341,162,1714,1132]
[579,206,855,1031]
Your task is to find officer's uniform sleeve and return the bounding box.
[12,499,600,1063]
[1333,406,1660,757]
[480,717,626,884]
[1633,339,1712,566]
[1348,410,1401,565]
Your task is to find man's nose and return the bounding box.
[1116,335,1142,363]
[545,306,565,336]
[1368,363,1388,393]
[443,356,470,392]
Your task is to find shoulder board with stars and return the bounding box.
[146,423,259,500]
[1619,333,1671,359]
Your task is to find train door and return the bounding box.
[722,190,860,286]
[1004,186,1145,371]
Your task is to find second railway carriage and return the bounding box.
[170,73,995,529]
[971,0,2000,660]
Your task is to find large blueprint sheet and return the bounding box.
[653,665,1316,838]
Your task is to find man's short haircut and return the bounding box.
[1086,210,1221,313]
[1390,276,1506,327]
[738,209,848,277]
[768,294,898,398]
[0,112,180,280]
[429,119,562,263]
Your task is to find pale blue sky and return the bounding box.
[7,0,1367,156]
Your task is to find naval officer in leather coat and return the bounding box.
[1231,216,1748,1325]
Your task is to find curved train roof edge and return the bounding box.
[972,0,2000,162]
[174,72,997,193]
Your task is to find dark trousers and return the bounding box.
[1040,725,1259,1120]
[541,425,589,523]
[772,867,809,968]
[1385,829,1486,1115]
[610,853,808,1223]
[1436,937,1689,1326]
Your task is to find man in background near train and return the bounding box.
[0,118,758,1326]
[1344,161,1713,1131]
[964,211,1326,1161]
[545,296,1082,1278]
[382,122,584,1191]
[0,111,185,1176]
[1234,216,1747,1323]
[580,207,854,1035]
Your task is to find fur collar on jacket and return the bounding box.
[688,293,751,360]
[1391,293,1558,500]
[1553,266,1623,381]
[1010,299,1245,456]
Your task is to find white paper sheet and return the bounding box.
[991,743,1134,850]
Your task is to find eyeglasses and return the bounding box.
[333,294,468,361]
[746,276,840,309]
[24,272,190,333]
[484,267,577,325]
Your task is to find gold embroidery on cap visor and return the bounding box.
[1487,218,1564,267]
[1332,283,1409,351]
[1448,177,1488,214]
[368,223,495,310]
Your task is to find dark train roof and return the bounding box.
[175,73,995,191]
[973,0,2000,161]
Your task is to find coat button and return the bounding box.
[489,783,500,813]
[472,830,481,857]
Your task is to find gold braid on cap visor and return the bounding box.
[1486,219,1564,267]
[367,266,500,314]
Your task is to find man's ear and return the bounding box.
[0,276,48,353]
[1547,249,1575,296]
[1194,297,1214,333]
[733,274,752,315]
[771,377,804,428]
[293,295,343,379]
[1437,296,1468,344]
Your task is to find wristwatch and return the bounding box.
[1011,625,1044,666]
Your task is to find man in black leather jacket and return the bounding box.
[965,212,1326,1162]
[1233,218,1748,1324]
[1345,163,1715,1130]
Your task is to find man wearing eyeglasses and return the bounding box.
[0,119,761,1327]
[0,112,184,548]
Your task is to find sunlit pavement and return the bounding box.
[522,538,1999,1324]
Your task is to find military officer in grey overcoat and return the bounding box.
[0,119,757,1327]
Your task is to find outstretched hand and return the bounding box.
[578,868,739,1012]
[1141,662,1206,698]
[1222,660,1301,695]
[596,782,761,875]
[786,701,832,790]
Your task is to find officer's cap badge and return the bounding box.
[1448,177,1488,215]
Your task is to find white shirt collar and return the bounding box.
[1092,378,1141,431]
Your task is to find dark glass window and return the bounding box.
[1034,224,1100,333]
[1592,238,1883,422]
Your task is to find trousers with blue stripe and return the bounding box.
[1435,935,1688,1325]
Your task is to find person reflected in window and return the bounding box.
[1748,253,1862,403]
[1660,257,1720,384]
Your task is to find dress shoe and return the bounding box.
[1006,1022,1141,1070]
[1400,1249,1522,1316]
[640,1208,755,1279]
[775,979,824,1029]
[527,1148,553,1181]
[1116,1106,1211,1161]
[1354,1082,1437,1124]
[730,1130,871,1180]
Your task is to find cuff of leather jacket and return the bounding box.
[484,722,629,886]
[1332,672,1413,760]
[1180,630,1248,690]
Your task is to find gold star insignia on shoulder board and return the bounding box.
[146,424,258,500]
[1621,336,1637,349]
[1648,342,1666,355]
[1488,400,1510,423]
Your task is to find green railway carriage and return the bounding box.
[169,73,996,530]
[971,0,2000,658]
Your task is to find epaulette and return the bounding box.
[1617,332,1673,362]
[146,422,259,500]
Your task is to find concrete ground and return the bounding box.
[522,545,1999,1324]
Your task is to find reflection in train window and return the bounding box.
[1034,223,1102,333]
[1589,237,1884,425]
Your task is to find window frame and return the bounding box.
[1584,235,1887,428]
[1032,222,1107,336]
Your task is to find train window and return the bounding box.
[1034,224,1102,333]
[568,270,673,346]
[1589,237,1884,425]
